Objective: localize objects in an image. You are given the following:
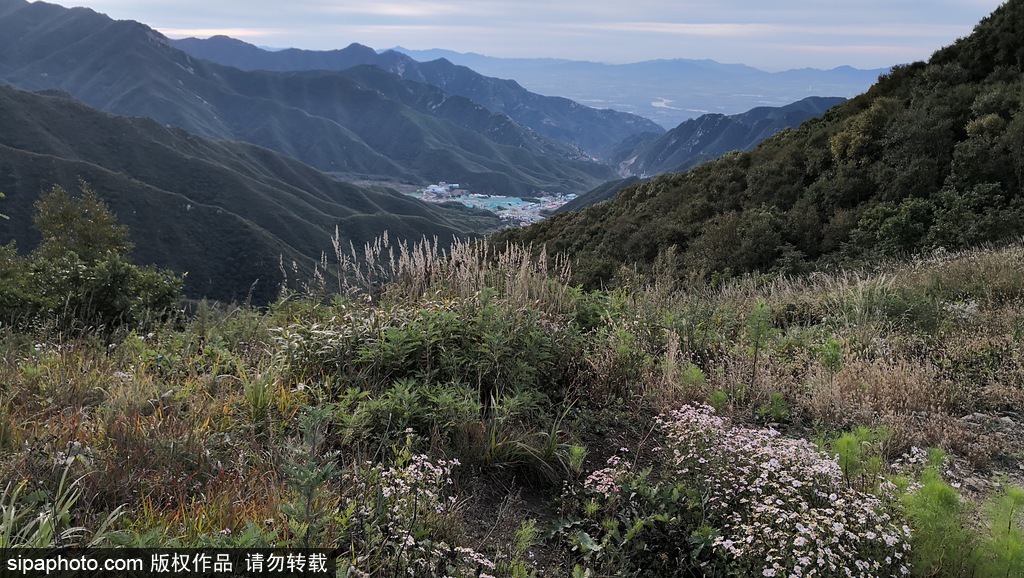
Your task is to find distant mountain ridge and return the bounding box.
[171,35,665,159]
[554,97,845,214]
[611,96,846,177]
[391,47,886,129]
[0,0,614,195]
[0,83,501,303]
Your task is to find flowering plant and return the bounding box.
[346,446,496,578]
[659,404,912,577]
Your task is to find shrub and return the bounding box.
[561,451,695,577]
[0,183,181,332]
[902,465,975,577]
[828,426,889,491]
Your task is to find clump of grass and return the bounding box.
[1,466,122,547]
[976,483,1024,577]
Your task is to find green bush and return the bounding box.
[902,453,976,577]
[976,484,1024,578]
[828,426,888,491]
[0,183,181,332]
[560,452,695,577]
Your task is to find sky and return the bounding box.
[62,0,1006,71]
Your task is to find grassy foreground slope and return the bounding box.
[1,234,1021,576]
[497,0,1024,287]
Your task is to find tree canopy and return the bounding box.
[1,182,181,332]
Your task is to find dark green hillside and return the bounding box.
[172,35,384,73]
[607,97,846,180]
[555,176,643,214]
[171,36,666,159]
[215,66,613,194]
[561,97,845,214]
[0,85,501,302]
[0,0,611,195]
[498,0,1024,286]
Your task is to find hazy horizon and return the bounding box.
[59,0,1005,72]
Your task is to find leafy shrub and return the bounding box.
[29,252,181,332]
[561,451,695,577]
[0,183,181,332]
[707,389,729,411]
[273,296,570,404]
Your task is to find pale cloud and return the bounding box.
[312,2,473,18]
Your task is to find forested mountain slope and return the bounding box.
[609,97,845,178]
[393,46,887,129]
[497,0,1024,286]
[0,85,500,302]
[172,35,665,159]
[557,97,845,214]
[0,0,613,195]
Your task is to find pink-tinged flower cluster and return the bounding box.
[657,404,912,577]
[375,453,461,519]
[583,454,629,499]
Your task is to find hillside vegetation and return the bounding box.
[498,0,1024,288]
[608,97,846,179]
[1,188,1022,575]
[0,85,501,303]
